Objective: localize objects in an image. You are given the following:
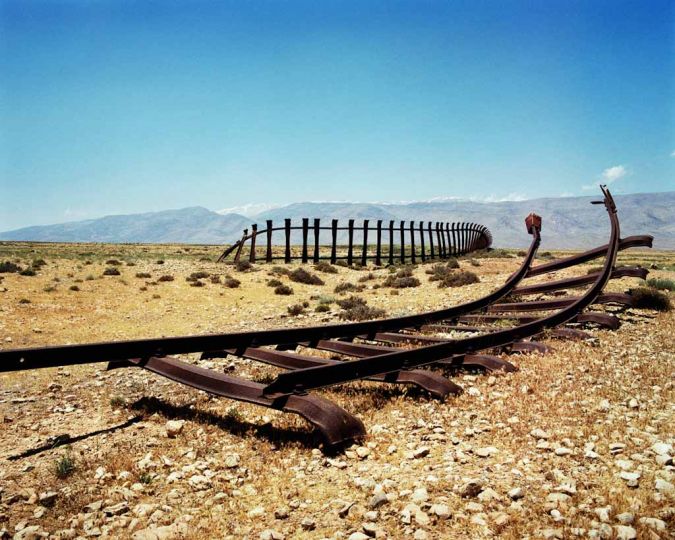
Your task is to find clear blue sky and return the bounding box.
[1,0,673,230]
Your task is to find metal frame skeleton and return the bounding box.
[0,187,653,447]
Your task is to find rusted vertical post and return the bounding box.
[458,223,464,255]
[234,229,248,262]
[445,223,452,257]
[313,219,320,263]
[361,220,369,266]
[419,221,426,262]
[436,223,443,258]
[266,220,273,262]
[301,218,309,263]
[248,224,258,263]
[330,219,338,264]
[440,223,447,258]
[428,221,435,260]
[388,220,394,266]
[398,221,405,263]
[284,219,291,263]
[347,219,355,265]
[375,220,383,266]
[409,221,416,264]
[451,223,457,256]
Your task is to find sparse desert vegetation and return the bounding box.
[0,241,673,540]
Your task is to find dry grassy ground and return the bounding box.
[0,242,673,540]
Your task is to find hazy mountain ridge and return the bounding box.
[1,192,673,249]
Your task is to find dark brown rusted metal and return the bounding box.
[512,267,648,295]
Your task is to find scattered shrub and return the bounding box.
[235,260,252,272]
[287,304,306,316]
[54,455,75,479]
[358,273,376,283]
[110,396,126,408]
[336,295,367,310]
[135,272,152,279]
[516,250,527,257]
[69,285,80,291]
[383,275,420,288]
[189,271,210,280]
[105,259,122,266]
[152,294,161,299]
[383,267,420,288]
[158,275,174,282]
[267,278,283,287]
[629,287,671,312]
[537,251,554,260]
[317,295,335,305]
[335,260,349,267]
[469,259,481,267]
[19,298,31,304]
[156,260,165,265]
[224,277,241,288]
[274,284,293,295]
[210,275,221,284]
[314,261,338,274]
[19,268,36,276]
[315,304,331,313]
[338,302,386,321]
[126,261,136,266]
[646,278,675,292]
[32,259,47,268]
[446,258,460,269]
[334,282,364,294]
[586,266,603,275]
[270,266,291,276]
[139,286,148,291]
[437,270,480,288]
[190,280,205,287]
[289,268,324,285]
[43,285,57,293]
[103,267,120,276]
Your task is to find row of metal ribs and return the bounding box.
[0,187,654,448]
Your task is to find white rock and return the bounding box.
[475,446,498,457]
[260,530,285,540]
[411,487,428,503]
[347,533,369,540]
[614,526,636,540]
[615,512,634,524]
[300,517,315,531]
[652,442,673,456]
[638,517,666,531]
[508,487,524,500]
[429,504,451,519]
[530,428,549,440]
[164,420,185,438]
[223,453,240,468]
[554,447,572,456]
[412,447,430,459]
[655,479,674,494]
[413,529,428,540]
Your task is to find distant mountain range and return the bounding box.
[1,192,673,249]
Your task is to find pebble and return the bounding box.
[347,533,369,540]
[412,447,430,459]
[508,487,524,500]
[38,492,57,507]
[614,525,637,539]
[475,446,498,457]
[655,479,674,494]
[638,517,666,531]
[164,420,185,438]
[530,428,549,440]
[355,446,371,459]
[413,529,428,540]
[429,504,451,519]
[411,487,428,503]
[273,507,289,520]
[619,471,640,487]
[652,442,672,456]
[260,530,285,540]
[554,447,572,456]
[459,479,485,498]
[300,517,315,531]
[616,512,634,524]
[223,453,240,468]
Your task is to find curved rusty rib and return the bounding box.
[526,235,652,277]
[512,266,648,295]
[263,186,620,395]
[213,347,461,400]
[123,356,365,446]
[0,221,540,372]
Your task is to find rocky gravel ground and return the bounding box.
[0,243,673,539]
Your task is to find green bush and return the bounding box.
[224,277,240,288]
[289,268,324,285]
[314,261,338,274]
[334,282,364,294]
[54,455,75,479]
[135,272,152,279]
[629,287,671,311]
[437,270,480,288]
[646,278,675,292]
[287,304,306,316]
[19,268,36,276]
[274,284,293,295]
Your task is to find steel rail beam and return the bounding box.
[489,293,634,312]
[262,186,621,395]
[512,267,648,295]
[0,221,541,373]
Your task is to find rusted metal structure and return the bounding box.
[0,187,654,447]
[217,219,492,265]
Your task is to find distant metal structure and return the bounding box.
[217,219,492,264]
